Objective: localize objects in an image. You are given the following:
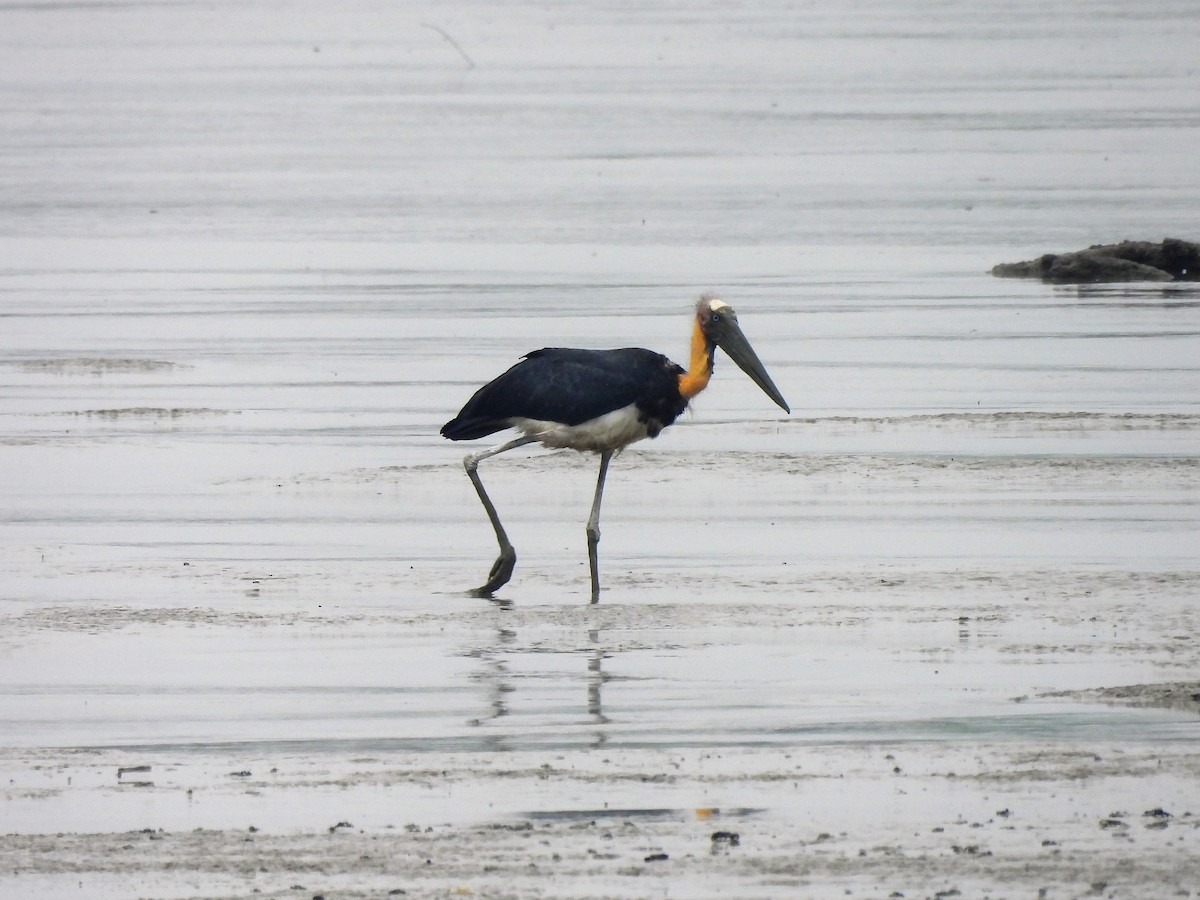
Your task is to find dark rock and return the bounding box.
[1107,237,1200,278]
[991,238,1200,283]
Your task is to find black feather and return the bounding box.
[441,348,686,442]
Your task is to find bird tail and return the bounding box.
[440,415,508,441]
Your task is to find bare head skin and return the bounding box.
[683,294,790,413]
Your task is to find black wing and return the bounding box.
[441,348,684,441]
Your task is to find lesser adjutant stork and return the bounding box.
[441,294,790,602]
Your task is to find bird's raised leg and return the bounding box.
[586,450,614,604]
[463,435,537,596]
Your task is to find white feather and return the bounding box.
[512,403,650,452]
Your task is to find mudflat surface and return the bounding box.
[2,1,1200,897]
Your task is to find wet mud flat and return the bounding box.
[2,531,1200,900]
[3,471,1200,900]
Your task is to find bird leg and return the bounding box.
[463,435,537,596]
[586,450,614,604]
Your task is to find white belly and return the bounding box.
[512,403,650,452]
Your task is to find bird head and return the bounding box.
[696,294,790,413]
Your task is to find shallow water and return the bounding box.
[2,0,1200,847]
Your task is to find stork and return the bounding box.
[441,294,790,602]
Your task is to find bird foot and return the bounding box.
[472,547,516,597]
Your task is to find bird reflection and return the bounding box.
[467,610,611,749]
[586,629,608,735]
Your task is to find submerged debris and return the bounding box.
[18,357,184,375]
[117,765,153,788]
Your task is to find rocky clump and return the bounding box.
[991,238,1200,283]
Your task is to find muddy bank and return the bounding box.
[1045,682,1200,716]
[3,742,1198,899]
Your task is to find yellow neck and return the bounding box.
[678,317,714,400]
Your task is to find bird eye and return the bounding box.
[709,312,723,324]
